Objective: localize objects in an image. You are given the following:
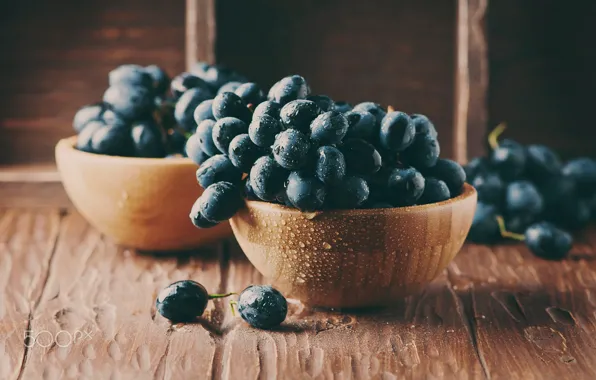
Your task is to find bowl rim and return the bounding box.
[56,135,196,167]
[244,182,477,215]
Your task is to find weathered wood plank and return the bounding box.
[218,242,485,380]
[19,211,223,379]
[185,0,216,69]
[0,209,62,380]
[0,183,72,209]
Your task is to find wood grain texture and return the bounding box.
[186,0,216,68]
[0,0,186,165]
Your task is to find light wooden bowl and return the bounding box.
[55,136,231,251]
[230,183,477,308]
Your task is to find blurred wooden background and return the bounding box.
[0,0,594,170]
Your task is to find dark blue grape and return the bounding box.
[235,82,265,106]
[490,139,526,181]
[285,171,326,211]
[198,181,244,222]
[379,111,415,152]
[315,145,346,185]
[524,222,572,260]
[212,92,251,123]
[175,88,214,131]
[218,81,243,94]
[103,85,154,121]
[195,155,242,188]
[386,167,425,206]
[109,64,152,89]
[196,119,220,156]
[307,95,335,112]
[91,124,133,156]
[423,159,466,196]
[344,111,377,141]
[166,128,187,155]
[353,102,386,127]
[334,101,353,113]
[249,115,282,148]
[185,133,207,165]
[339,139,382,175]
[243,176,258,200]
[468,202,500,243]
[400,134,440,169]
[272,129,311,170]
[76,120,104,152]
[238,285,287,330]
[310,111,349,145]
[280,100,321,133]
[269,75,310,106]
[328,176,370,209]
[228,134,266,173]
[131,119,166,158]
[190,63,247,91]
[506,213,536,234]
[506,181,543,216]
[410,114,438,138]
[212,117,248,154]
[464,157,489,183]
[170,72,211,100]
[418,178,450,204]
[525,144,562,182]
[145,64,170,95]
[250,156,289,201]
[252,101,282,120]
[471,172,504,205]
[562,157,596,196]
[189,201,219,229]
[193,99,215,125]
[73,104,104,133]
[156,280,209,322]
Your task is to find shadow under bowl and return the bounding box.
[55,136,231,251]
[230,183,477,308]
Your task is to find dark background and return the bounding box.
[0,0,594,166]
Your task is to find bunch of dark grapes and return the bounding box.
[189,75,467,229]
[73,62,248,158]
[466,124,596,260]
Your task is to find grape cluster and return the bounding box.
[73,62,248,158]
[466,124,596,260]
[189,75,466,229]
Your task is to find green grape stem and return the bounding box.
[208,292,237,300]
[229,300,238,317]
[496,215,525,241]
[488,123,507,150]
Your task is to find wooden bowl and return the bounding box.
[55,136,231,251]
[230,183,477,308]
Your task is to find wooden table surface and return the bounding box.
[1,184,596,380]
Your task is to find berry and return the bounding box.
[228,134,266,173]
[249,115,282,148]
[237,285,287,330]
[109,64,152,89]
[505,181,543,216]
[410,114,438,138]
[198,181,244,222]
[386,167,425,206]
[131,120,166,158]
[191,63,247,90]
[468,202,500,243]
[423,159,466,196]
[490,139,526,181]
[145,64,170,95]
[170,73,211,100]
[166,128,187,155]
[218,81,243,94]
[524,222,572,260]
[272,129,311,170]
[76,120,105,152]
[328,176,370,209]
[562,157,596,195]
[310,111,349,145]
[307,95,335,112]
[195,155,242,188]
[73,104,104,133]
[91,124,133,156]
[212,117,248,154]
[525,144,562,182]
[400,133,440,169]
[156,280,209,322]
[185,134,207,165]
[334,101,353,113]
[344,111,377,141]
[243,176,258,200]
[252,101,282,120]
[235,82,265,106]
[471,172,504,205]
[175,88,214,131]
[250,156,289,201]
[285,171,326,211]
[190,200,219,229]
[193,99,215,125]
[269,75,310,106]
[212,92,251,123]
[418,178,450,204]
[280,100,321,133]
[379,111,415,152]
[352,102,386,127]
[339,139,382,175]
[506,213,536,234]
[314,146,346,185]
[196,119,220,156]
[551,198,591,231]
[464,157,489,182]
[103,85,154,121]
